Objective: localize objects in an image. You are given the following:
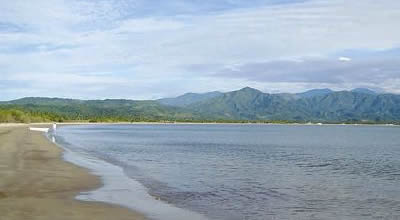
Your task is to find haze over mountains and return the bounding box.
[1,87,399,123]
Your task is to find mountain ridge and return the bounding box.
[158,91,223,107]
[1,87,399,123]
[297,88,334,98]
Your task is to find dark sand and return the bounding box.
[0,125,146,220]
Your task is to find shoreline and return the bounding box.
[53,126,208,220]
[21,122,400,127]
[0,124,146,220]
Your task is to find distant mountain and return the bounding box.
[295,91,400,122]
[158,91,223,107]
[187,88,400,122]
[1,87,399,123]
[351,88,377,95]
[4,97,84,106]
[297,88,334,98]
[188,87,298,120]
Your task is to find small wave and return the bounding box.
[52,135,208,220]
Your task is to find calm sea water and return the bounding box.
[55,124,400,220]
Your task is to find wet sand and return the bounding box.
[0,124,146,220]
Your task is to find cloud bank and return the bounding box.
[0,0,400,100]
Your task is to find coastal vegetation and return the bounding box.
[0,108,62,123]
[1,87,399,124]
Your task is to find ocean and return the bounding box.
[53,124,400,220]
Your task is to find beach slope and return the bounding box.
[0,125,145,220]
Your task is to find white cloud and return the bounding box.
[0,0,400,100]
[339,57,352,62]
[116,18,186,33]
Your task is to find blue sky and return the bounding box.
[0,0,400,100]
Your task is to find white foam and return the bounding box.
[62,147,208,220]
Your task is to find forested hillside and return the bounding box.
[1,87,399,124]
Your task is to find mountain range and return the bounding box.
[1,87,399,123]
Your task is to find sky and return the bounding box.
[1,0,400,100]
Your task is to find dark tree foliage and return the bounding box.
[1,88,400,124]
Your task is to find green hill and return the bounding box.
[0,98,198,122]
[187,88,400,123]
[1,87,399,123]
[158,91,223,107]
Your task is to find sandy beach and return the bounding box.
[0,124,146,220]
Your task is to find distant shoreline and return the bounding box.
[6,121,397,127]
[2,89,400,125]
